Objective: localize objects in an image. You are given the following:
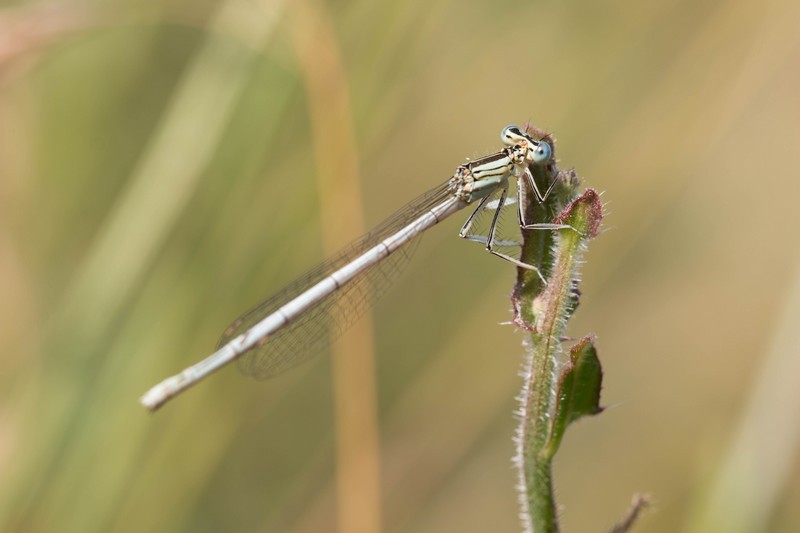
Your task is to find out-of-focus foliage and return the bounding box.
[1,1,799,532]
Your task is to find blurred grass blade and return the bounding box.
[288,0,382,529]
[4,1,284,529]
[54,0,283,345]
[687,254,800,533]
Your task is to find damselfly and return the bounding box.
[140,125,570,410]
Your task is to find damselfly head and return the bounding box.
[501,125,552,164]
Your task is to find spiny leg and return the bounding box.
[485,185,548,284]
[522,222,582,233]
[524,164,548,204]
[516,176,526,227]
[517,169,581,234]
[485,185,508,249]
[459,193,492,239]
[525,163,565,204]
[536,164,562,204]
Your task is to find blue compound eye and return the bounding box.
[531,141,552,164]
[501,124,524,146]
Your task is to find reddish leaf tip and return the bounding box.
[554,188,604,238]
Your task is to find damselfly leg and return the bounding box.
[459,183,545,283]
[484,185,549,281]
[457,125,569,278]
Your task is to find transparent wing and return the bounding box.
[217,181,454,379]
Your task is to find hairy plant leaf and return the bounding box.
[546,337,603,454]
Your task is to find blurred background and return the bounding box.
[1,0,799,531]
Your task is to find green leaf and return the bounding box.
[545,337,604,456]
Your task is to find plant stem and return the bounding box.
[512,147,602,531]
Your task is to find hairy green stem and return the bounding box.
[510,129,602,532]
[517,225,584,532]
